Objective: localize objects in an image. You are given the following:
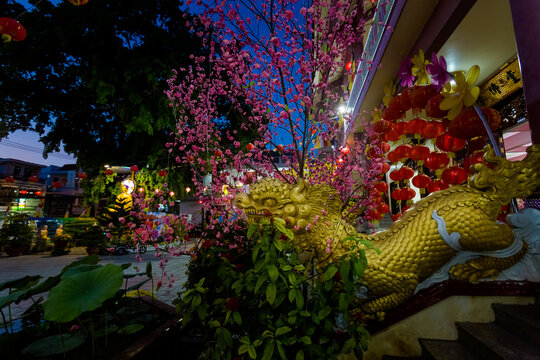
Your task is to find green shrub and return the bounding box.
[0,214,34,248]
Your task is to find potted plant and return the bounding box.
[80,225,107,255]
[52,231,72,256]
[0,214,33,257]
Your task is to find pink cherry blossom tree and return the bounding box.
[166,0,382,231]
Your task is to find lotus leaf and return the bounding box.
[21,334,85,357]
[43,264,123,323]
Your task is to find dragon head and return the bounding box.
[469,144,540,205]
[235,177,343,240]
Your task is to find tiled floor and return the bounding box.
[0,250,191,323]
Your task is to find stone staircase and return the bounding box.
[383,297,540,360]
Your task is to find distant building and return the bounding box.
[40,164,85,217]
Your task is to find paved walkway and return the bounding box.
[0,250,191,325]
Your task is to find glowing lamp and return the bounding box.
[424,152,449,171]
[412,174,432,189]
[35,191,42,196]
[441,167,468,185]
[28,176,39,183]
[169,191,175,196]
[436,133,466,153]
[138,187,144,193]
[185,187,191,193]
[345,61,352,71]
[20,190,28,195]
[67,0,90,5]
[121,179,135,194]
[104,168,114,176]
[340,145,350,155]
[77,172,87,180]
[0,17,27,42]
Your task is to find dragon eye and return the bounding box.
[263,198,277,207]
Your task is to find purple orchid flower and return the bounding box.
[427,52,451,92]
[398,57,414,88]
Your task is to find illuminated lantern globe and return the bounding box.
[380,162,390,174]
[385,129,402,142]
[441,166,468,185]
[427,179,449,193]
[158,170,167,177]
[382,105,403,121]
[425,94,448,118]
[398,166,415,181]
[410,145,431,163]
[4,176,15,183]
[412,174,432,190]
[391,188,403,201]
[393,122,408,136]
[422,120,446,139]
[28,176,39,183]
[373,120,392,134]
[78,172,87,179]
[52,181,63,189]
[409,85,438,108]
[104,168,114,176]
[0,17,27,42]
[447,107,502,139]
[407,118,427,137]
[395,144,413,160]
[398,89,412,112]
[375,181,388,193]
[436,133,466,153]
[378,142,391,154]
[389,169,402,182]
[463,152,485,174]
[387,150,401,163]
[130,165,139,172]
[377,203,390,214]
[404,187,416,200]
[424,152,450,171]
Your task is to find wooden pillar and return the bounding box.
[509,0,540,144]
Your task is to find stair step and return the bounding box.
[419,339,477,360]
[457,322,540,360]
[492,303,540,345]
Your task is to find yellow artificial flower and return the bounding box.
[372,108,382,123]
[382,81,396,107]
[440,65,480,120]
[411,49,430,85]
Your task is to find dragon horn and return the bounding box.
[291,178,307,203]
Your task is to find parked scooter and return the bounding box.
[111,240,147,255]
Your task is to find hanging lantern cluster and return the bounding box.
[371,50,502,224]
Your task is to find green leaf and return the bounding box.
[299,336,311,345]
[145,262,153,279]
[248,346,257,359]
[276,340,287,360]
[275,326,291,336]
[338,293,349,311]
[262,340,275,360]
[318,306,331,320]
[22,334,85,357]
[233,311,242,325]
[44,264,124,323]
[61,255,100,273]
[247,224,257,239]
[252,245,260,263]
[295,289,304,309]
[268,265,278,282]
[342,338,356,354]
[62,264,102,279]
[266,282,277,305]
[118,323,144,335]
[0,288,31,309]
[282,265,292,271]
[222,327,233,347]
[288,289,296,303]
[255,275,267,293]
[274,238,283,252]
[0,275,42,291]
[323,265,338,282]
[239,344,250,355]
[340,260,350,280]
[296,349,305,360]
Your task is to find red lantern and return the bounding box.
[373,120,392,134]
[391,188,403,201]
[409,85,437,108]
[378,142,391,154]
[345,61,352,71]
[463,152,484,174]
[130,165,139,172]
[448,107,501,139]
[385,129,402,142]
[387,150,401,163]
[404,187,416,200]
[389,169,402,182]
[393,122,408,136]
[78,172,87,180]
[442,167,468,185]
[395,144,413,160]
[0,17,27,42]
[340,145,350,155]
[410,145,431,162]
[407,118,427,136]
[422,120,446,139]
[52,181,63,189]
[399,166,415,180]
[104,168,114,176]
[382,105,404,121]
[4,176,15,183]
[375,181,388,192]
[392,213,402,222]
[28,176,39,183]
[436,133,466,153]
[158,170,167,177]
[412,174,432,189]
[367,146,383,159]
[398,89,412,112]
[67,0,90,5]
[424,152,450,170]
[246,143,255,151]
[35,191,42,196]
[425,94,448,118]
[377,203,390,214]
[277,144,285,152]
[468,136,486,153]
[380,163,390,174]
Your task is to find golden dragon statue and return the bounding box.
[234,145,540,317]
